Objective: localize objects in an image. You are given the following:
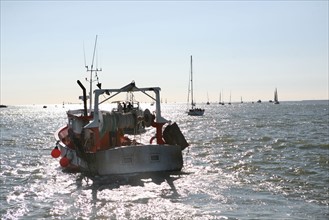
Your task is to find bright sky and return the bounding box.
[1,0,328,105]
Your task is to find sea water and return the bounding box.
[1,101,328,219]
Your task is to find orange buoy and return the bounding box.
[51,147,61,158]
[59,156,70,167]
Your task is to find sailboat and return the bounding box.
[206,92,210,105]
[274,88,280,104]
[187,56,205,116]
[228,91,232,105]
[221,90,225,105]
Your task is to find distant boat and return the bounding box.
[0,104,7,108]
[206,92,210,105]
[187,56,205,116]
[274,88,280,104]
[218,92,222,105]
[257,100,262,103]
[240,96,243,104]
[228,92,232,105]
[221,91,225,105]
[43,105,47,108]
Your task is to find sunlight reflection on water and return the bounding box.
[1,102,328,219]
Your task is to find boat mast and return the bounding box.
[85,35,102,113]
[228,91,232,105]
[190,55,194,108]
[187,62,191,109]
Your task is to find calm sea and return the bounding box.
[1,101,328,219]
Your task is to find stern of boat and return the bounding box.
[95,144,183,175]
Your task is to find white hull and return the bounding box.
[56,137,183,175]
[95,145,183,175]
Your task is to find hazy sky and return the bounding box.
[1,0,328,105]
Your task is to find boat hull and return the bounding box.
[95,145,183,175]
[188,109,205,116]
[55,126,183,175]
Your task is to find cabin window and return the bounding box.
[150,154,160,162]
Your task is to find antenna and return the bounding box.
[85,35,102,113]
[83,41,87,68]
[91,35,98,70]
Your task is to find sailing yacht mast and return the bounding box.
[187,55,204,116]
[207,92,210,105]
[190,55,194,108]
[228,91,232,105]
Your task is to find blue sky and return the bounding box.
[1,0,328,105]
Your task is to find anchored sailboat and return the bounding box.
[219,92,222,105]
[274,88,280,104]
[187,56,205,116]
[228,91,232,105]
[206,92,210,105]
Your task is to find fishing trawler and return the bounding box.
[51,36,188,175]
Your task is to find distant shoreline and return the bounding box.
[300,99,329,102]
[1,99,328,106]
